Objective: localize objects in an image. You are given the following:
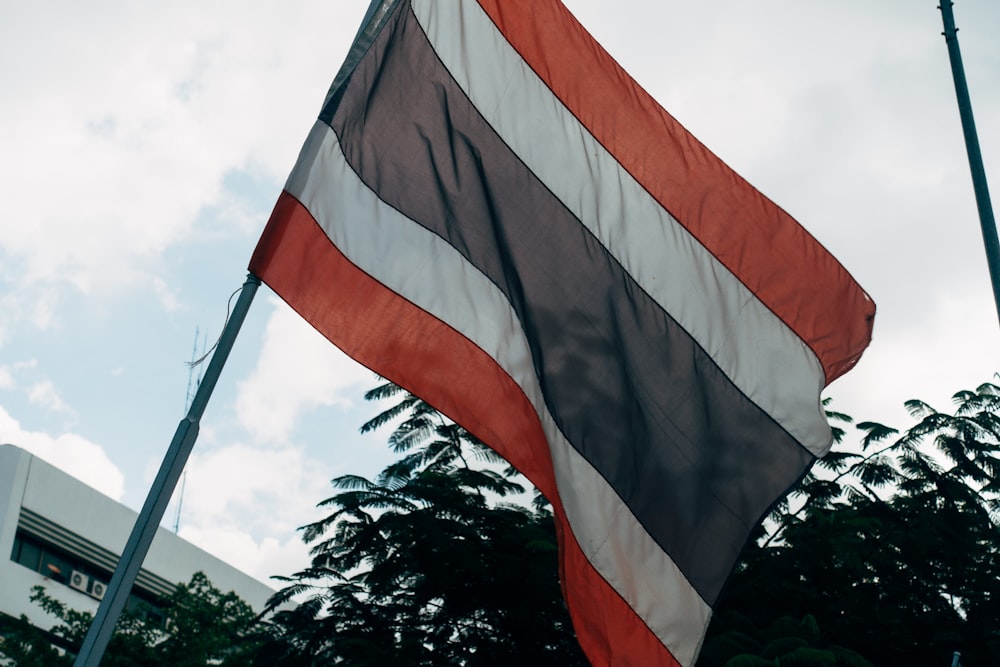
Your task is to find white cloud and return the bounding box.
[235,300,376,443]
[0,368,13,390]
[174,440,335,581]
[151,276,182,313]
[176,526,312,587]
[0,288,59,345]
[0,0,368,331]
[0,406,125,500]
[182,441,330,533]
[27,380,74,415]
[828,285,1000,437]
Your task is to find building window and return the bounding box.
[11,532,43,573]
[9,530,166,624]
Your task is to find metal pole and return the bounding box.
[938,1,1000,328]
[73,273,261,667]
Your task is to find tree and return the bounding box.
[263,379,1000,667]
[0,572,265,666]
[0,613,65,667]
[701,384,1000,666]
[261,382,587,666]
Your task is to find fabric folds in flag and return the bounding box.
[250,1,875,665]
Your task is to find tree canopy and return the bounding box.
[702,384,1000,667]
[264,380,1000,667]
[0,571,264,666]
[10,379,995,666]
[259,382,587,666]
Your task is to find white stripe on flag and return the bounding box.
[285,120,712,666]
[412,0,831,455]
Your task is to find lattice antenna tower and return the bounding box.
[173,327,208,534]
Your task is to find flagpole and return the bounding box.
[938,1,1000,327]
[73,272,261,667]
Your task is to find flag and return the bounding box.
[249,1,875,665]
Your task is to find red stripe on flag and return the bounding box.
[249,191,682,667]
[475,0,874,385]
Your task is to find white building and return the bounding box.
[0,443,274,633]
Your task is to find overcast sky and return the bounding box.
[1,0,998,589]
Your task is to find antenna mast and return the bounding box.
[173,327,207,533]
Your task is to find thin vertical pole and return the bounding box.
[73,273,261,667]
[938,1,1000,327]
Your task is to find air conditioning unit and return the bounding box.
[90,580,107,600]
[69,570,90,593]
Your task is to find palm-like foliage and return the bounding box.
[263,382,586,666]
[261,379,1000,666]
[703,383,1000,667]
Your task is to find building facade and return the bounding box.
[0,444,274,633]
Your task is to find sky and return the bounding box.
[1,0,998,591]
